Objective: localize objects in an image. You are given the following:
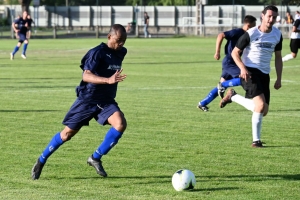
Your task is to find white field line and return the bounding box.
[2,81,299,94]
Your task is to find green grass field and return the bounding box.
[0,37,300,200]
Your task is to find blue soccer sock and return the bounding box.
[221,78,241,88]
[199,87,218,107]
[39,132,64,164]
[92,127,123,160]
[22,43,28,55]
[12,46,19,55]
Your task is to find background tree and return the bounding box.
[18,0,31,12]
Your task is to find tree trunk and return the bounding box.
[18,0,32,13]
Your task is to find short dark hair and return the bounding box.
[262,5,278,14]
[243,15,257,24]
[109,24,126,35]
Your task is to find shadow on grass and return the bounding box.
[200,174,300,181]
[70,174,300,181]
[190,187,239,192]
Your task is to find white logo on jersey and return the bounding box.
[106,54,111,58]
[107,65,121,70]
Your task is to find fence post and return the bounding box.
[135,25,139,37]
[96,25,99,38]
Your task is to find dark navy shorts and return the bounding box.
[62,99,121,130]
[241,67,270,105]
[18,32,27,43]
[221,60,240,80]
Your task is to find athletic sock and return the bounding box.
[220,78,241,88]
[39,132,64,164]
[22,43,28,55]
[12,46,19,55]
[199,87,218,106]
[92,127,123,160]
[252,112,263,141]
[231,94,255,112]
[282,54,294,62]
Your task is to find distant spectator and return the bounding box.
[284,12,294,24]
[126,21,136,34]
[283,11,294,33]
[144,12,150,38]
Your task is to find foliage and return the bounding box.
[0,17,9,25]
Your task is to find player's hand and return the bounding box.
[214,53,220,60]
[239,68,250,82]
[108,69,127,84]
[274,79,281,90]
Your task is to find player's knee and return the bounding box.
[60,129,78,141]
[263,104,269,116]
[114,118,127,132]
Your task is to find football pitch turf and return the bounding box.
[0,37,300,199]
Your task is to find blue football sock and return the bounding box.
[221,78,241,88]
[199,87,218,106]
[22,43,28,55]
[12,46,19,55]
[92,127,123,160]
[39,132,64,164]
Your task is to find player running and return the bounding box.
[197,15,257,111]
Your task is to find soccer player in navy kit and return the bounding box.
[31,24,128,180]
[220,5,283,147]
[11,11,29,60]
[282,18,300,62]
[197,15,257,111]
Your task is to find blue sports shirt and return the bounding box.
[223,28,245,65]
[14,17,28,34]
[76,42,127,103]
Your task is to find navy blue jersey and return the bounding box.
[76,42,127,103]
[14,17,28,33]
[27,18,34,28]
[223,28,245,65]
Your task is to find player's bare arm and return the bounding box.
[12,23,18,32]
[292,26,300,32]
[274,51,282,90]
[214,32,225,60]
[231,47,249,82]
[83,69,127,84]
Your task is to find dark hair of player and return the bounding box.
[109,24,126,35]
[262,5,278,14]
[243,15,257,24]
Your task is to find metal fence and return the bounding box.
[0,4,298,38]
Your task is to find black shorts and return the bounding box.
[290,39,300,54]
[241,67,270,105]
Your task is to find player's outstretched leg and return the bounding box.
[21,43,28,59]
[197,87,219,112]
[10,46,19,60]
[88,127,123,177]
[31,132,64,180]
[217,78,241,98]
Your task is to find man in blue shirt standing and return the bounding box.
[197,15,257,111]
[32,24,128,180]
[11,11,29,60]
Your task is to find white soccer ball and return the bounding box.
[172,169,196,191]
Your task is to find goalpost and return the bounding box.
[182,17,234,35]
